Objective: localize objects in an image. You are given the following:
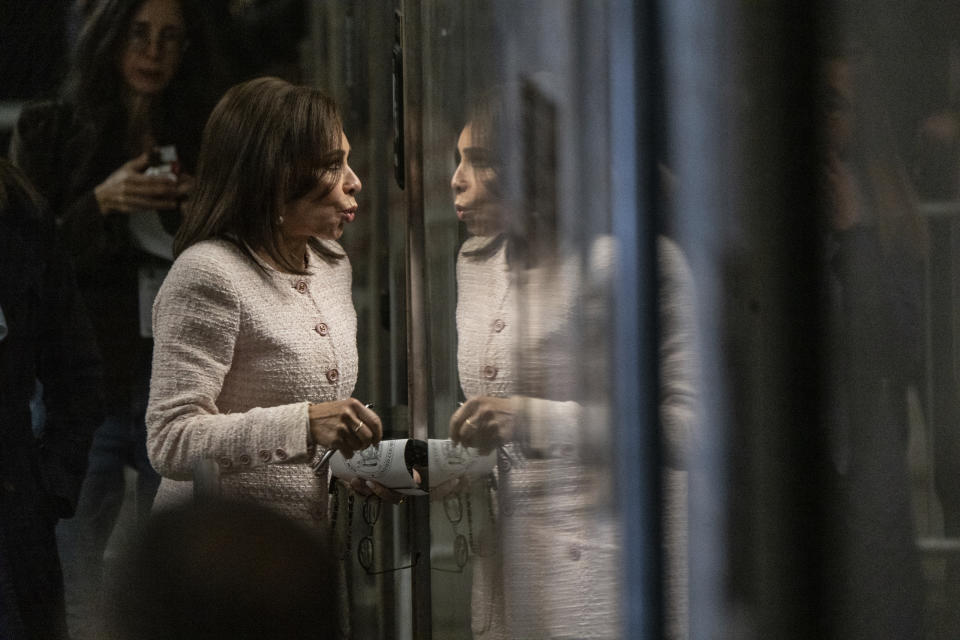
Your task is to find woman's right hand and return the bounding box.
[450,396,517,455]
[93,153,181,215]
[308,398,382,459]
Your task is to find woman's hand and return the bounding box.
[347,469,422,506]
[450,396,517,455]
[309,398,382,459]
[429,476,463,501]
[93,153,181,215]
[175,171,196,202]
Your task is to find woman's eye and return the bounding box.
[466,150,492,168]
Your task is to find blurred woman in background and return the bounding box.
[8,1,222,637]
[0,159,102,640]
[821,44,927,640]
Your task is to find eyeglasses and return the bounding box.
[329,489,419,576]
[127,22,188,56]
[432,491,470,573]
[358,494,419,575]
[431,481,500,574]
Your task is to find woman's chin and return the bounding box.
[317,226,343,241]
[466,221,505,238]
[127,78,170,97]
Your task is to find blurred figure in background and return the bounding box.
[105,498,338,640]
[8,1,223,637]
[0,158,102,640]
[909,31,960,640]
[821,44,927,640]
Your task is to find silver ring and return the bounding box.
[352,421,364,433]
[464,418,476,428]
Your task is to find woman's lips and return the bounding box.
[341,207,357,223]
[136,69,164,82]
[456,207,471,221]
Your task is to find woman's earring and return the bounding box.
[277,216,284,225]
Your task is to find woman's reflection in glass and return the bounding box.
[445,87,624,640]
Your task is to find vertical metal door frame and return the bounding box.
[398,2,434,638]
[609,0,665,637]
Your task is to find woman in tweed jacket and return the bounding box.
[147,77,404,524]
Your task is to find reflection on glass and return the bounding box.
[441,85,625,639]
[329,490,420,578]
[430,75,701,637]
[820,43,927,638]
[433,491,471,574]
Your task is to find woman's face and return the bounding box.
[282,132,362,243]
[119,0,186,96]
[451,123,506,237]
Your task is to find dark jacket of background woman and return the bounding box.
[0,160,102,639]
[9,102,201,412]
[7,0,219,413]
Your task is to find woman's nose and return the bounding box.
[344,165,361,195]
[451,164,466,193]
[144,35,163,60]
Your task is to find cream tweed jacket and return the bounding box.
[457,235,695,640]
[146,238,357,525]
[457,235,622,640]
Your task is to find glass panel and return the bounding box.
[663,2,960,638]
[826,6,959,638]
[416,2,501,637]
[305,3,416,638]
[417,2,651,638]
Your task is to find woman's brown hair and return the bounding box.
[174,77,346,272]
[460,83,559,269]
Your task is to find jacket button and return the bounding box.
[239,454,252,466]
[315,322,329,336]
[275,448,289,461]
[326,368,339,383]
[295,280,308,293]
[217,457,233,469]
[483,365,498,380]
[258,449,271,462]
[493,318,506,333]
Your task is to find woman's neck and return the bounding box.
[256,239,309,273]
